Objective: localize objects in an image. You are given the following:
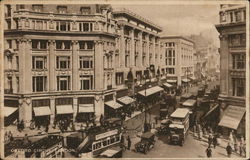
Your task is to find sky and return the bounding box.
[113,4,221,46]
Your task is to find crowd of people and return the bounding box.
[203,130,246,158]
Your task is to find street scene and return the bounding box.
[2,1,247,159]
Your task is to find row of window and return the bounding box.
[232,54,245,69]
[32,40,94,50]
[165,49,176,66]
[92,134,121,151]
[32,56,93,70]
[16,5,93,15]
[220,9,246,23]
[165,42,175,47]
[229,34,246,47]
[32,75,93,92]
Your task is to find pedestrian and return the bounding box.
[239,141,243,156]
[208,134,213,147]
[212,135,218,149]
[226,142,233,158]
[120,135,126,151]
[234,140,238,153]
[206,146,212,158]
[127,136,131,150]
[8,131,13,142]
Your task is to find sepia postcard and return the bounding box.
[0,0,249,159]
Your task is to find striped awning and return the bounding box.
[4,107,18,117]
[105,101,123,109]
[163,82,173,88]
[33,106,52,116]
[78,104,94,113]
[117,96,135,105]
[138,86,164,97]
[218,105,245,130]
[56,105,74,114]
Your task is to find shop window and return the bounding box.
[32,76,47,92]
[232,78,245,97]
[80,75,93,90]
[32,56,47,70]
[56,56,70,69]
[56,97,72,105]
[115,72,124,85]
[57,76,70,91]
[78,97,94,104]
[79,56,93,69]
[32,99,50,107]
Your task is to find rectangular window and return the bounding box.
[32,99,50,107]
[115,72,124,85]
[32,40,47,49]
[32,4,43,12]
[57,6,67,14]
[56,41,71,50]
[32,56,47,70]
[7,20,11,29]
[232,78,245,97]
[232,54,245,69]
[235,11,242,22]
[32,76,47,92]
[56,56,70,69]
[79,56,93,69]
[57,76,70,91]
[80,75,93,90]
[81,7,91,14]
[56,98,72,105]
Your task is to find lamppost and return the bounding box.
[140,67,150,132]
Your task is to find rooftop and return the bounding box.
[161,36,194,44]
[113,8,162,32]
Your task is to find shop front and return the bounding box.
[4,99,19,126]
[105,101,123,119]
[55,98,74,127]
[117,96,135,117]
[32,99,51,128]
[137,86,164,106]
[218,105,245,136]
[77,97,95,123]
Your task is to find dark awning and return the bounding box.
[203,104,219,118]
[218,105,245,130]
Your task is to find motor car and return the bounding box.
[134,132,155,154]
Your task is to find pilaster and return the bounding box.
[49,40,56,91]
[72,40,79,91]
[94,40,104,90]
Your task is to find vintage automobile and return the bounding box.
[134,132,155,154]
[157,118,171,135]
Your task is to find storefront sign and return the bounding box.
[95,129,118,140]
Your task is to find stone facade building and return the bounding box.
[160,36,195,87]
[215,4,246,135]
[3,4,166,127]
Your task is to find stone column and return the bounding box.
[219,34,229,96]
[12,74,17,93]
[94,95,104,120]
[72,40,79,91]
[73,97,78,122]
[18,39,26,93]
[152,37,156,65]
[24,40,32,93]
[94,41,104,90]
[120,25,125,68]
[49,40,56,91]
[146,34,150,67]
[19,98,32,127]
[130,29,135,67]
[50,97,55,124]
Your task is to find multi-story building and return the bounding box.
[215,4,246,136]
[160,36,195,87]
[3,4,166,127]
[193,50,207,80]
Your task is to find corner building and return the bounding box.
[3,4,165,127]
[160,36,195,87]
[215,4,246,136]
